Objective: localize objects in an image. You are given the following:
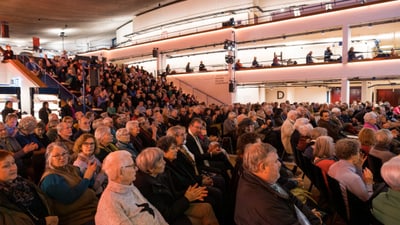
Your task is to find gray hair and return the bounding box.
[166,125,185,137]
[125,120,139,132]
[102,150,133,182]
[136,147,164,174]
[18,116,37,134]
[298,123,313,136]
[313,136,335,158]
[311,127,328,140]
[94,126,111,142]
[381,156,400,190]
[92,118,104,131]
[287,110,298,120]
[115,128,130,141]
[56,122,69,134]
[363,112,377,123]
[375,129,393,145]
[45,142,69,169]
[294,118,309,130]
[243,142,277,173]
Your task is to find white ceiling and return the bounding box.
[0,0,178,53]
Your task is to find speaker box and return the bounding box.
[89,69,99,87]
[1,24,9,38]
[152,48,158,57]
[229,82,235,93]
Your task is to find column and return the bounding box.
[342,25,351,64]
[361,81,369,103]
[341,78,350,104]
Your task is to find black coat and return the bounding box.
[134,170,191,225]
[235,170,321,225]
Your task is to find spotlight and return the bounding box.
[223,40,235,51]
[225,55,234,64]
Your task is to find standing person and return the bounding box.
[281,110,298,160]
[1,101,18,123]
[2,44,14,61]
[186,62,193,73]
[40,142,98,225]
[235,142,322,225]
[39,101,52,125]
[165,64,171,74]
[95,150,168,225]
[0,150,59,225]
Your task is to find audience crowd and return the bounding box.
[1,54,400,224]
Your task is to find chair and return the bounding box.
[367,154,384,183]
[327,175,373,225]
[221,136,234,154]
[326,175,348,224]
[310,164,330,206]
[300,156,315,192]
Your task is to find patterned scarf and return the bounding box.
[0,176,35,207]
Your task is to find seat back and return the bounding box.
[367,154,383,183]
[346,189,372,225]
[326,175,348,222]
[310,163,330,202]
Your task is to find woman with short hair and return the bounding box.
[95,150,167,225]
[135,145,219,225]
[40,142,98,225]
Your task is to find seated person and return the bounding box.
[0,150,58,225]
[251,56,260,68]
[271,53,280,66]
[324,47,333,62]
[40,142,98,225]
[348,47,364,62]
[306,51,314,64]
[235,142,322,224]
[372,156,400,224]
[96,150,167,225]
[135,147,219,225]
[234,59,242,70]
[358,127,376,155]
[369,129,396,163]
[199,61,207,71]
[328,138,374,202]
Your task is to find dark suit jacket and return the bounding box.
[134,170,191,225]
[185,133,212,168]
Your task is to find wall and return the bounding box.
[0,63,38,115]
[166,72,231,105]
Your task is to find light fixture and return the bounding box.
[225,55,234,64]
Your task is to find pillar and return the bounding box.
[341,78,350,104]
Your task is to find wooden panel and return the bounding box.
[376,89,400,106]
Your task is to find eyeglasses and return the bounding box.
[52,152,68,158]
[121,164,137,171]
[82,142,95,146]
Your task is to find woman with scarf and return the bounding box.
[0,150,58,225]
